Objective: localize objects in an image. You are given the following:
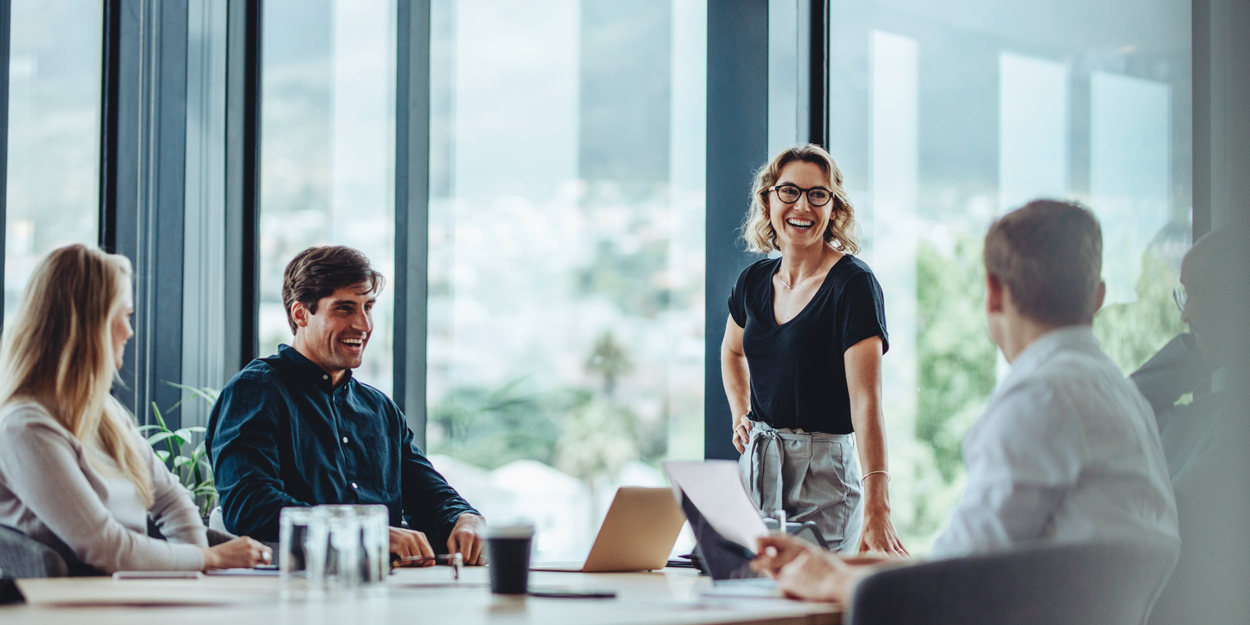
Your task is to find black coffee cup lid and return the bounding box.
[485,523,535,539]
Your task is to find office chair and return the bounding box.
[0,524,67,579]
[846,541,1178,625]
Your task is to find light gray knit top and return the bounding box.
[0,400,207,572]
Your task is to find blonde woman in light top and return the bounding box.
[0,244,270,573]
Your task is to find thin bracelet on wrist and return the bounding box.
[860,470,891,483]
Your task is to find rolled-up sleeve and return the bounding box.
[208,373,310,541]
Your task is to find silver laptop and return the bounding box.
[531,487,686,573]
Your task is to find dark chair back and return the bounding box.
[847,541,1178,625]
[0,525,68,579]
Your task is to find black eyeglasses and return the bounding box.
[769,183,833,207]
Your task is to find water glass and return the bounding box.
[279,507,314,596]
[306,505,362,597]
[352,505,389,589]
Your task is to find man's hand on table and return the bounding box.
[752,534,889,603]
[389,527,435,563]
[447,513,486,565]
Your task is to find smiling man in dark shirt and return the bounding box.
[207,246,485,564]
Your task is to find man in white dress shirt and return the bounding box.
[751,200,1180,602]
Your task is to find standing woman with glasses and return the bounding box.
[0,244,271,573]
[721,144,906,555]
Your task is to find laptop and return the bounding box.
[531,487,686,572]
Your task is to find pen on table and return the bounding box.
[393,553,452,565]
[391,552,463,579]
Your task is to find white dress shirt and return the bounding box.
[929,327,1179,558]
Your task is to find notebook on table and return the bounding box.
[530,487,686,573]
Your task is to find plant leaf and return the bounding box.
[150,402,169,430]
[174,428,195,445]
[155,450,171,462]
[146,431,179,447]
[164,382,221,407]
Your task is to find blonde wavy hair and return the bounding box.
[0,244,153,506]
[742,144,860,255]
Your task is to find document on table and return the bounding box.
[663,460,769,553]
[205,567,280,577]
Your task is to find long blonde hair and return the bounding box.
[0,244,153,506]
[742,143,860,255]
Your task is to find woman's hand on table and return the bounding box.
[857,509,908,557]
[200,536,272,570]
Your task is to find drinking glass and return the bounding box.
[279,507,314,598]
[306,505,362,598]
[352,505,389,590]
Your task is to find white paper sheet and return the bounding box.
[663,460,769,553]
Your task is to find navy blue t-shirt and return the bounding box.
[728,255,889,433]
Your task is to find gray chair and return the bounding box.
[847,541,1178,625]
[208,505,227,533]
[0,525,67,579]
[3,520,233,581]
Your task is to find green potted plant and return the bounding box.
[139,383,220,520]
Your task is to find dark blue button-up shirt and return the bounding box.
[206,344,478,545]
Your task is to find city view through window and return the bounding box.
[424,0,708,560]
[833,0,1192,552]
[3,0,102,324]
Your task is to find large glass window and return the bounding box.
[829,1,1192,552]
[4,0,103,320]
[425,0,707,560]
[258,0,396,393]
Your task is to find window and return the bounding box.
[828,1,1192,552]
[425,0,707,560]
[258,0,397,393]
[4,0,103,321]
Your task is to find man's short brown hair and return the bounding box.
[282,246,385,333]
[983,200,1103,325]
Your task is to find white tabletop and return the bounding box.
[1,567,842,625]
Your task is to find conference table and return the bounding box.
[0,566,842,625]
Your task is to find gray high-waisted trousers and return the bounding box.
[738,420,863,552]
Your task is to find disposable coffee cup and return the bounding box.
[485,524,535,595]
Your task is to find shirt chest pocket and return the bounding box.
[361,436,398,493]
